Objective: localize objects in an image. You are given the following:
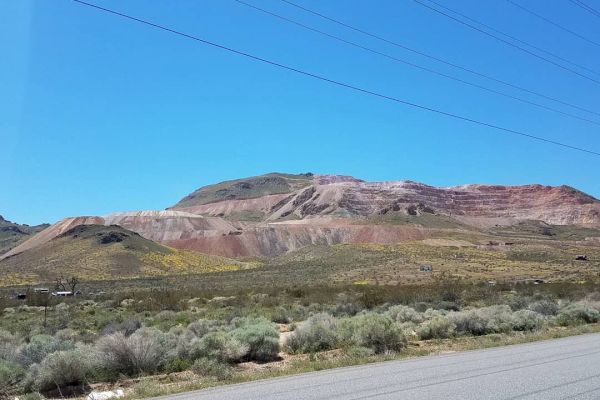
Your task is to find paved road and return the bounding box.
[157,333,600,400]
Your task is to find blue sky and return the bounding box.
[2,0,599,225]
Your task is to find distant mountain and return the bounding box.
[0,215,49,256]
[3,173,600,262]
[0,224,246,286]
[170,173,599,225]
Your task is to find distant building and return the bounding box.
[52,291,73,297]
[419,265,433,273]
[517,278,545,285]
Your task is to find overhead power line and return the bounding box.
[71,0,600,157]
[278,0,600,118]
[506,0,600,47]
[234,0,600,126]
[568,0,600,18]
[412,0,600,83]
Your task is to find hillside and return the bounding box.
[0,215,48,255]
[170,175,600,225]
[4,173,600,261]
[0,224,247,286]
[171,172,315,209]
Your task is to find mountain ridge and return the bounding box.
[3,173,599,260]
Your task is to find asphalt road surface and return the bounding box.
[156,333,600,400]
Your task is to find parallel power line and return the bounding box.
[71,0,600,157]
[278,0,600,118]
[413,0,600,83]
[506,0,600,47]
[568,0,600,19]
[234,0,600,126]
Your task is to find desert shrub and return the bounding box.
[449,306,514,336]
[231,318,280,362]
[512,310,544,331]
[271,307,292,324]
[0,360,25,398]
[148,310,192,330]
[18,335,75,367]
[173,328,198,360]
[338,314,406,354]
[435,301,460,311]
[416,316,455,340]
[333,293,365,316]
[555,304,600,326]
[289,304,310,321]
[528,300,559,316]
[0,330,20,363]
[27,347,93,393]
[578,300,600,312]
[397,321,418,338]
[189,332,247,363]
[423,308,448,319]
[132,379,162,398]
[413,302,429,312]
[386,305,423,324]
[54,329,79,342]
[163,357,192,374]
[192,358,232,381]
[480,306,515,333]
[503,294,530,311]
[96,327,175,376]
[285,313,338,353]
[187,319,222,338]
[101,319,141,337]
[447,310,486,336]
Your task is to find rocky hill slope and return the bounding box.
[0,216,49,256]
[3,173,599,260]
[0,224,246,286]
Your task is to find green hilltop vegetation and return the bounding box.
[171,172,314,208]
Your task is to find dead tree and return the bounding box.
[55,276,80,293]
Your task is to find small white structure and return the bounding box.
[52,291,73,297]
[87,389,125,400]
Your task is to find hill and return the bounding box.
[171,172,315,209]
[0,224,247,286]
[0,215,48,255]
[4,173,600,261]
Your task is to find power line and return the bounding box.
[71,0,600,157]
[412,0,600,83]
[418,0,600,78]
[234,0,600,126]
[506,0,600,47]
[568,0,600,18]
[278,0,600,118]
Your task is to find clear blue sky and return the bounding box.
[2,0,599,225]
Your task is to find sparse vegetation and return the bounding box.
[286,313,339,354]
[1,269,600,398]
